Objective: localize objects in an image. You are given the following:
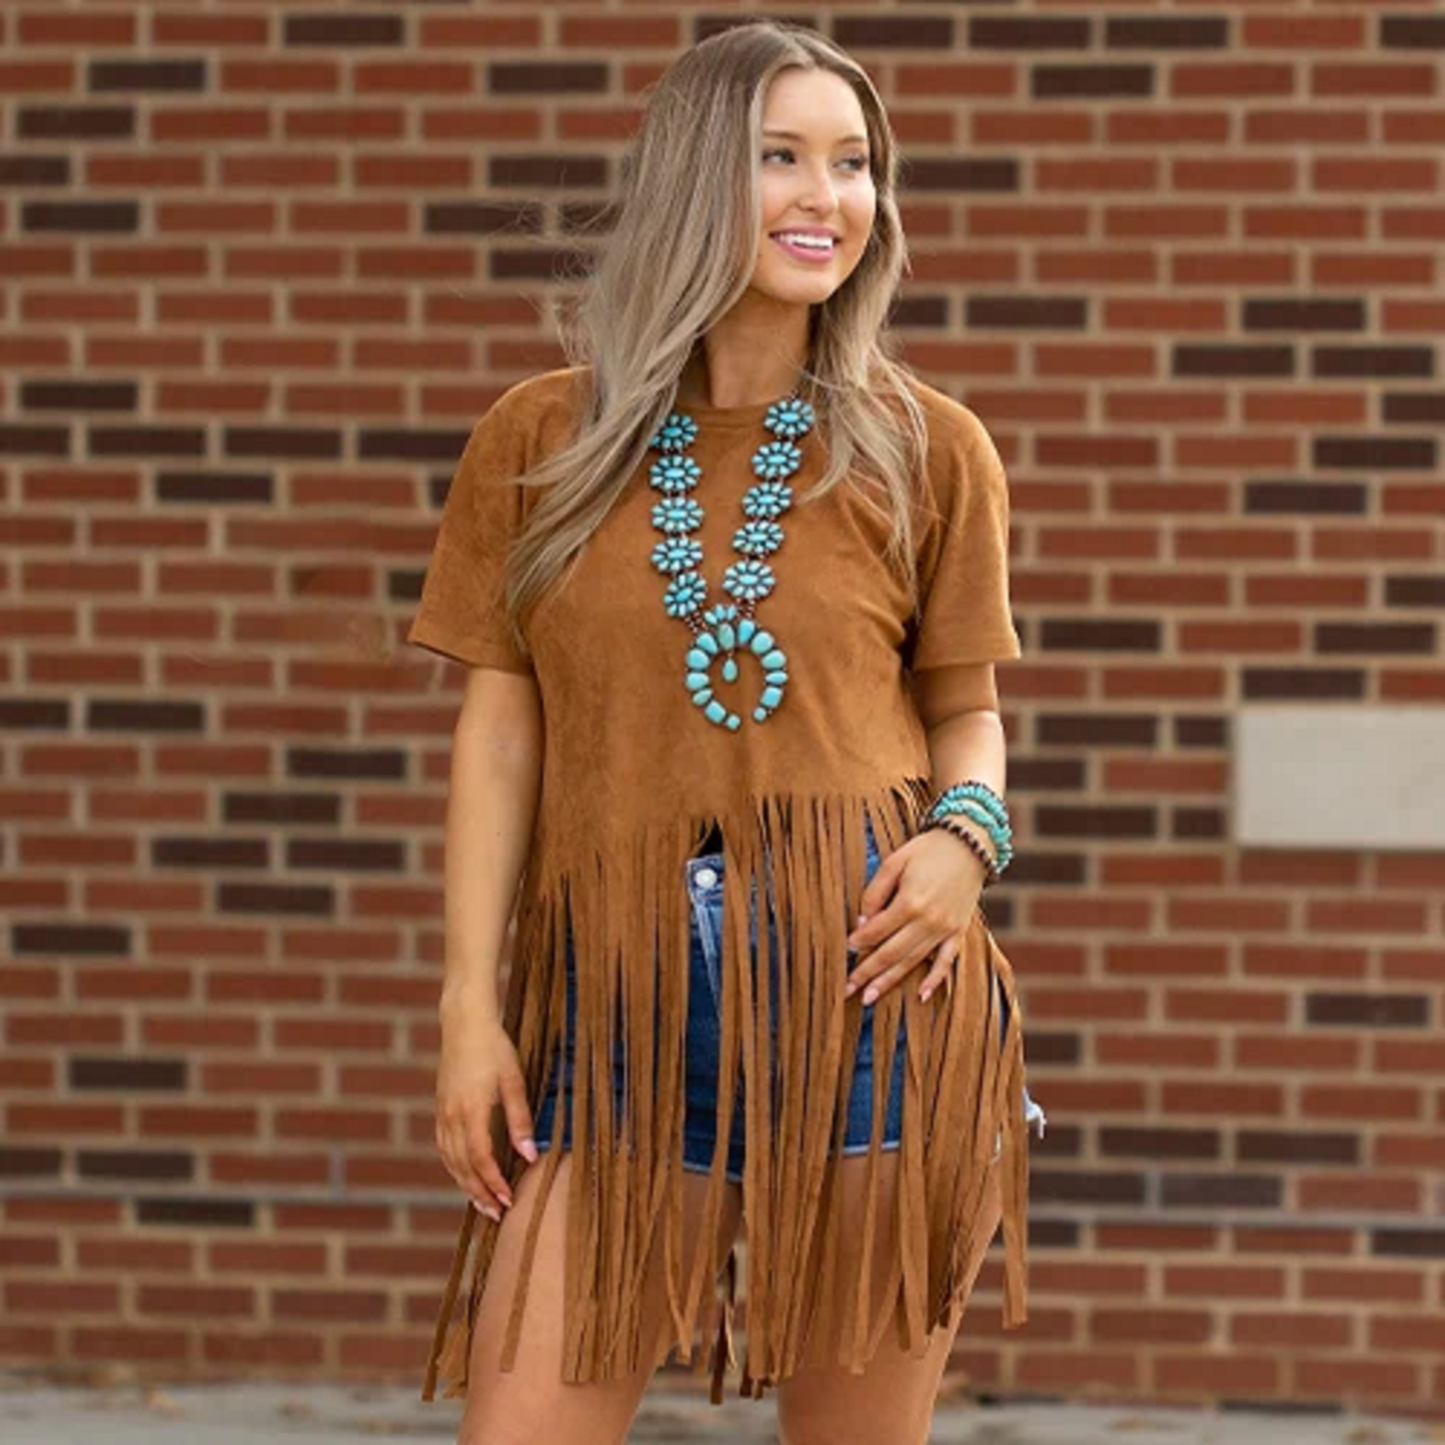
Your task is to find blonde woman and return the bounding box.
[409,19,1045,1445]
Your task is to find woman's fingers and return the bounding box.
[918,934,959,1002]
[844,917,936,1001]
[497,1067,539,1164]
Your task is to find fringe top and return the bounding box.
[406,365,1038,1403]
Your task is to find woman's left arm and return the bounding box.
[844,665,1009,1005]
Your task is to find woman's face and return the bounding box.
[750,67,877,305]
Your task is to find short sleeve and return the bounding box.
[406,398,535,675]
[906,403,1023,671]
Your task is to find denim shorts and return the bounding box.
[530,815,1015,1185]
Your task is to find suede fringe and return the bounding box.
[420,776,1032,1405]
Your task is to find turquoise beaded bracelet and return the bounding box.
[923,778,1013,883]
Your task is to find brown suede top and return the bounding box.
[407,365,1033,1404]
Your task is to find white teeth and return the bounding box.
[775,233,834,251]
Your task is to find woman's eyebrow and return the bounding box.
[762,128,869,146]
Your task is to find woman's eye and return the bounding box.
[763,147,869,172]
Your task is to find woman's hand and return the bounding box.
[844,828,990,1005]
[435,1002,538,1223]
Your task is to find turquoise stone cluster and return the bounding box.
[926,781,1014,873]
[647,392,815,730]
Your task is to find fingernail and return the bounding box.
[497,1190,513,1208]
[919,986,932,1002]
[862,986,878,1005]
[855,914,866,927]
[843,980,857,997]
[519,1138,538,1163]
[474,1200,500,1222]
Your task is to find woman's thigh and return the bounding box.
[773,1149,1004,1445]
[458,1150,744,1445]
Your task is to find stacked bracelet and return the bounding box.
[931,814,1001,888]
[922,777,1014,887]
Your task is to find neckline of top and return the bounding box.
[667,392,801,429]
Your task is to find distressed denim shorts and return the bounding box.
[530,815,1015,1185]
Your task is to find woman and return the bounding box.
[408,19,1045,1445]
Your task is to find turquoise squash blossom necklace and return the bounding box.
[646,389,816,729]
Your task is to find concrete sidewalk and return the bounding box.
[0,1370,1432,1444]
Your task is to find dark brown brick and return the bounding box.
[358,428,468,462]
[1175,716,1229,748]
[286,838,405,870]
[1033,65,1154,100]
[425,201,540,235]
[968,295,1087,328]
[218,882,335,916]
[156,471,273,505]
[904,158,1018,193]
[1162,1174,1282,1209]
[971,17,1091,49]
[1036,806,1157,839]
[0,425,70,455]
[1245,481,1366,515]
[87,699,205,732]
[1383,391,1445,423]
[1372,1229,1445,1258]
[1385,575,1445,608]
[1172,807,1226,840]
[224,426,343,460]
[152,838,270,869]
[16,105,135,140]
[1025,1031,1081,1066]
[1313,435,1435,469]
[1100,1128,1220,1160]
[1033,1171,1147,1205]
[21,380,138,411]
[137,1197,256,1228]
[89,426,206,457]
[0,155,69,185]
[1174,345,1295,378]
[492,244,591,281]
[78,1151,194,1181]
[1038,715,1159,747]
[1242,669,1365,701]
[1380,16,1445,47]
[223,792,341,825]
[0,1147,63,1178]
[488,154,608,189]
[284,13,404,47]
[0,698,69,728]
[11,923,131,956]
[1032,1219,1081,1248]
[1237,1132,1359,1166]
[489,62,608,96]
[886,294,947,328]
[835,16,953,48]
[1106,17,1230,49]
[289,748,407,781]
[1244,298,1365,331]
[1313,347,1434,379]
[1305,993,1431,1028]
[1039,620,1161,651]
[24,200,139,233]
[71,1057,188,1091]
[89,59,206,92]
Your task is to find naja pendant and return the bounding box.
[684,602,789,731]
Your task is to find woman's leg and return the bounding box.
[773,1149,1003,1445]
[457,1150,744,1445]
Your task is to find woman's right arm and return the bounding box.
[434,664,544,1221]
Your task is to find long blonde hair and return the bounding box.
[503,19,933,660]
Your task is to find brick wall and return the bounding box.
[2,0,1443,1419]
